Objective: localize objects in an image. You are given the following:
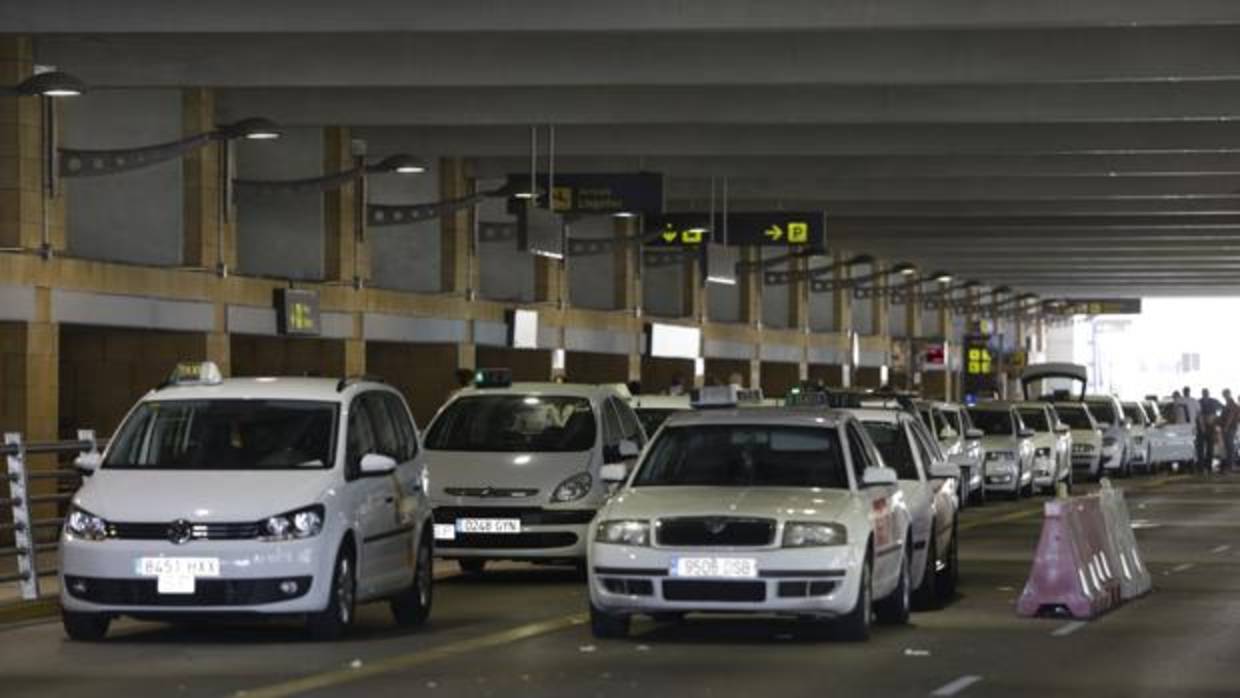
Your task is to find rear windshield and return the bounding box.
[1018,408,1050,433]
[104,399,338,470]
[1057,406,1096,430]
[967,409,1013,436]
[425,395,596,452]
[632,425,848,489]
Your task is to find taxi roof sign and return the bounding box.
[166,361,223,387]
[474,368,513,389]
[691,385,764,409]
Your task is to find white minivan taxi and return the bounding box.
[424,371,644,573]
[588,408,912,642]
[60,364,434,641]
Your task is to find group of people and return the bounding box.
[1173,386,1240,473]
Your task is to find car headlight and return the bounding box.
[1034,447,1052,458]
[65,506,108,541]
[260,504,324,541]
[596,520,650,546]
[1102,436,1119,453]
[782,522,847,548]
[986,450,1015,462]
[552,472,593,503]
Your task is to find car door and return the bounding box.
[379,390,428,556]
[909,419,957,561]
[846,422,901,592]
[1159,402,1196,462]
[349,392,405,597]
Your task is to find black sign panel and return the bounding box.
[644,213,713,247]
[723,212,825,248]
[275,288,321,337]
[960,333,998,400]
[505,172,664,215]
[1058,298,1142,315]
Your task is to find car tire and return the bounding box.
[391,534,433,627]
[589,603,630,639]
[62,610,110,642]
[912,532,939,611]
[307,543,356,642]
[458,559,486,576]
[875,540,911,626]
[835,554,872,642]
[937,521,959,602]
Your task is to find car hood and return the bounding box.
[425,450,595,498]
[603,486,855,522]
[76,469,335,522]
[979,435,1019,451]
[1072,429,1102,445]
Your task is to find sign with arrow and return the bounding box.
[724,212,825,248]
[644,213,713,247]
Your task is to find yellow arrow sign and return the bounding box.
[661,228,678,243]
[764,224,784,241]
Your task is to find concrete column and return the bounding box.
[939,299,954,400]
[344,314,365,376]
[614,217,639,312]
[323,127,365,285]
[833,252,853,334]
[206,303,231,377]
[682,254,706,321]
[0,37,65,253]
[0,289,59,519]
[440,157,472,296]
[534,256,564,306]
[182,88,235,271]
[788,255,809,331]
[739,247,761,326]
[873,271,889,340]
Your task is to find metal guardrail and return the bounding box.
[1,430,102,602]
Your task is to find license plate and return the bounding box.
[433,524,457,541]
[456,518,522,534]
[135,557,220,595]
[671,557,758,579]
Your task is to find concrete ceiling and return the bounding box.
[15,0,1240,296]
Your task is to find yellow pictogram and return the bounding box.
[551,186,573,212]
[787,221,809,244]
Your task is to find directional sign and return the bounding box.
[1057,298,1142,315]
[722,212,825,248]
[505,172,664,215]
[645,213,713,247]
[274,288,320,337]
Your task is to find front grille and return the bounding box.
[443,487,539,498]
[433,507,595,526]
[64,575,311,606]
[1073,444,1095,454]
[601,578,655,596]
[656,517,776,547]
[662,580,766,602]
[107,521,262,541]
[438,532,578,549]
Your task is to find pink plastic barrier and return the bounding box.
[1017,496,1123,619]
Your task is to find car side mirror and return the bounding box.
[862,466,899,488]
[1018,428,1036,439]
[600,463,628,484]
[939,426,959,441]
[965,428,983,441]
[1054,423,1070,435]
[618,439,640,460]
[74,451,102,476]
[359,452,398,476]
[1123,418,1134,428]
[929,461,961,480]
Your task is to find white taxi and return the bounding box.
[424,371,644,573]
[852,408,960,609]
[60,363,434,641]
[588,408,912,641]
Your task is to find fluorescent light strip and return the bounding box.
[706,275,737,286]
[530,248,564,260]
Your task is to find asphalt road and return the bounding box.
[3,472,1238,698]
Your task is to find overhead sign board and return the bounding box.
[723,212,825,248]
[505,172,664,215]
[1057,298,1142,315]
[644,213,712,247]
[274,288,320,337]
[961,333,998,399]
[507,309,539,349]
[646,322,701,360]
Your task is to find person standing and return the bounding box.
[1199,388,1222,473]
[1221,389,1240,471]
[1177,387,1202,473]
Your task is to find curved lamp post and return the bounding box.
[59,117,281,178]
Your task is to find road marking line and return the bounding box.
[1171,563,1194,574]
[959,507,1041,531]
[236,613,586,698]
[931,675,983,696]
[1051,620,1087,637]
[1210,544,1230,554]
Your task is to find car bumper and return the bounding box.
[984,465,1026,492]
[588,543,864,617]
[59,535,331,615]
[431,507,595,561]
[1100,450,1125,471]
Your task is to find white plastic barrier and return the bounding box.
[1097,479,1153,600]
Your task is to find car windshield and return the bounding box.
[1088,401,1119,426]
[632,425,848,489]
[942,410,964,435]
[425,395,596,452]
[103,399,338,470]
[862,422,920,480]
[1123,405,1145,425]
[635,408,681,435]
[967,409,1013,436]
[1161,402,1189,424]
[1018,408,1050,432]
[1058,406,1096,430]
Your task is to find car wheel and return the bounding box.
[912,532,939,611]
[391,534,433,627]
[875,540,911,625]
[589,603,630,639]
[307,543,356,641]
[835,554,872,642]
[62,611,110,642]
[458,559,486,575]
[937,521,959,601]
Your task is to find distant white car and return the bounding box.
[917,401,986,508]
[1122,401,1153,473]
[853,408,960,609]
[967,402,1037,499]
[61,363,434,641]
[425,373,645,574]
[588,408,913,641]
[1015,402,1073,494]
[1153,400,1197,467]
[1085,395,1131,477]
[1056,402,1104,480]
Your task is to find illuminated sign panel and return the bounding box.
[274,289,320,336]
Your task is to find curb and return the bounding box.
[0,598,58,626]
